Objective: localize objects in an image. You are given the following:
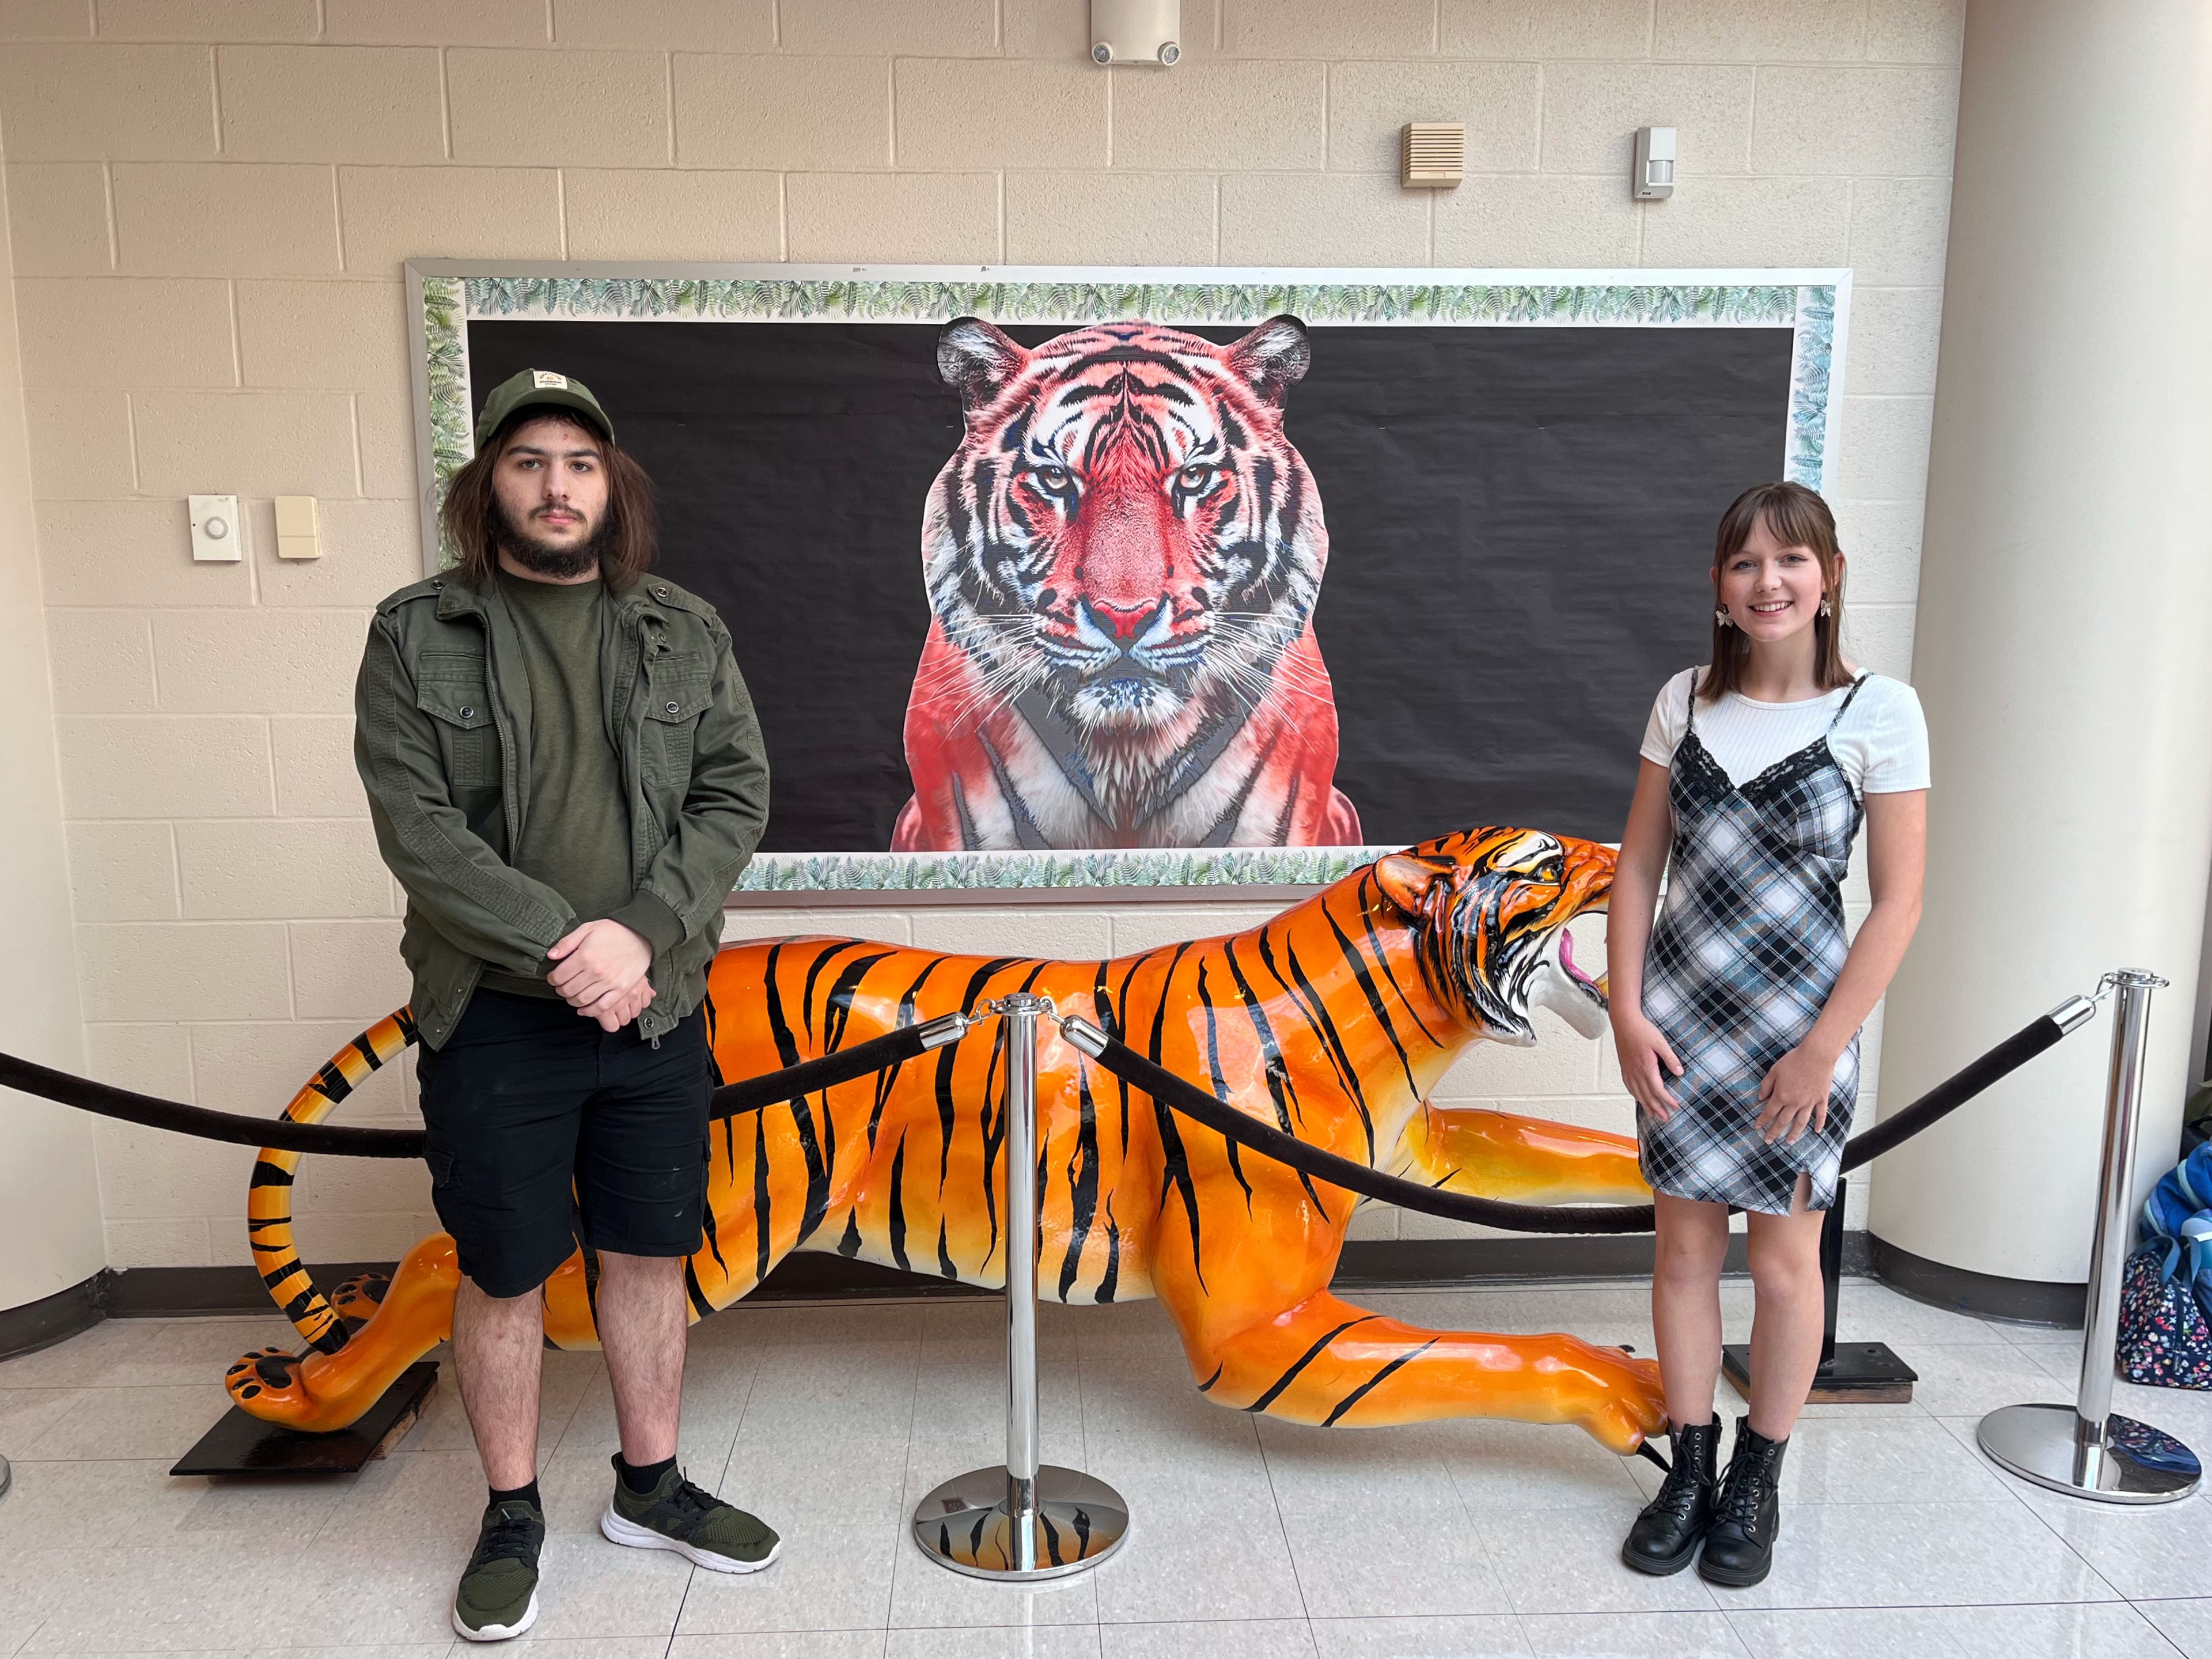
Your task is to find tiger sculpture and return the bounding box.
[228,826,1664,1455]
[891,315,1363,852]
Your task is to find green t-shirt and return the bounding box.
[480,568,633,999]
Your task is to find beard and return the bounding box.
[495,500,609,580]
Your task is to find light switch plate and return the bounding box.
[189,495,241,562]
[274,494,320,560]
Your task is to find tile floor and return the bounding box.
[2,1278,2211,1656]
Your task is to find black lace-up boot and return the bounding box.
[1698,1416,1789,1587]
[1619,1418,1719,1575]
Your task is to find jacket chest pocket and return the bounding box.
[416,654,498,790]
[643,654,710,790]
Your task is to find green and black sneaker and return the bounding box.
[600,1458,781,1573]
[452,1497,544,1642]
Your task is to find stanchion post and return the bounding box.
[1002,994,1041,1569]
[2073,970,2155,1484]
[1978,969,2201,1503]
[911,995,1130,1578]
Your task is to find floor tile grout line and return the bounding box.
[2123,1600,2195,1659]
[1249,1410,1319,1631]
[881,1301,934,1632]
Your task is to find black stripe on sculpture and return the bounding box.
[1247,1315,1377,1413]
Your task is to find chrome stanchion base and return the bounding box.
[1978,1403,2201,1505]
[912,1464,1130,1580]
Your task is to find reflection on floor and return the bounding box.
[1,1279,2209,1656]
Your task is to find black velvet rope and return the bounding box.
[0,1008,2068,1220]
[0,1053,430,1158]
[1073,1011,2071,1236]
[1075,1036,1658,1234]
[0,1020,939,1160]
[1837,1015,2063,1171]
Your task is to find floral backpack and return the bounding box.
[2120,1188,2212,1390]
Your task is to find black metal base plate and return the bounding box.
[1722,1342,1918,1404]
[169,1362,438,1476]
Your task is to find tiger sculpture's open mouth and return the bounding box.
[1393,828,1615,1048]
[1532,923,1612,1040]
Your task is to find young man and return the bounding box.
[355,369,775,1642]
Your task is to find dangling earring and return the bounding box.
[1819,597,1833,618]
[1715,606,1732,628]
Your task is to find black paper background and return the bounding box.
[468,319,1794,853]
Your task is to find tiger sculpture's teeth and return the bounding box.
[229,827,1664,1455]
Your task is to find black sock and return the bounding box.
[489,1478,541,1511]
[616,1452,677,1495]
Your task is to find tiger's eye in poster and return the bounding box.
[425,270,1843,891]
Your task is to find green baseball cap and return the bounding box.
[474,368,615,447]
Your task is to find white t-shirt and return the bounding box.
[1639,668,1931,796]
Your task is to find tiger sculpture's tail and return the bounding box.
[225,828,1664,1453]
[245,1009,416,1354]
[224,1009,423,1419]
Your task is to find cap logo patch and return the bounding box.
[531,370,569,389]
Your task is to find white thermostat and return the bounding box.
[188,494,241,562]
[1634,127,1676,200]
[1090,0,1180,65]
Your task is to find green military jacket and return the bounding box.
[354,570,770,1049]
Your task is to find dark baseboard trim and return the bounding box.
[48,1228,1896,1335]
[0,1274,104,1361]
[102,1261,399,1319]
[1870,1234,2085,1330]
[1332,1233,1754,1287]
[99,1253,993,1320]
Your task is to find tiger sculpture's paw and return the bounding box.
[224,1345,310,1410]
[330,1271,390,1334]
[1566,1342,1669,1456]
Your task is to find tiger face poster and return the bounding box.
[408,266,1847,895]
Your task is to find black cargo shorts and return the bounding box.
[416,988,713,1298]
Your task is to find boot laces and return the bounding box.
[1653,1445,1707,1518]
[1715,1444,1776,1533]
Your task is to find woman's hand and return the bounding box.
[1612,1012,1683,1120]
[1756,1042,1840,1145]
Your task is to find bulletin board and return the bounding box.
[406,263,1848,895]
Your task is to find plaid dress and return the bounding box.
[1639,675,1868,1214]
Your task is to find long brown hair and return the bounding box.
[1699,480,1849,701]
[438,411,659,592]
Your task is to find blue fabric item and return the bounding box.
[2140,1143,2212,1246]
[2162,1215,2212,1298]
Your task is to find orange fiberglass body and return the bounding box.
[228,826,1664,1453]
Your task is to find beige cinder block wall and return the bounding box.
[0,0,1961,1274]
[0,162,105,1312]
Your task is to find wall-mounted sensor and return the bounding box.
[189,494,241,562]
[1634,126,1676,200]
[1090,0,1180,66]
[1401,123,1466,188]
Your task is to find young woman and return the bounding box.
[1608,482,1928,1588]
